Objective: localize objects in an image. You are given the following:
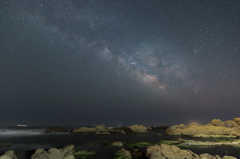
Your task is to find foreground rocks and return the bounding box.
[27,143,238,159]
[146,144,237,159]
[31,145,75,159]
[114,148,132,159]
[0,150,17,159]
[30,145,95,159]
[166,118,240,137]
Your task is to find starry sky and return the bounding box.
[0,0,240,126]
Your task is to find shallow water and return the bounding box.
[0,126,240,159]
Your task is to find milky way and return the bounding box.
[1,0,240,126]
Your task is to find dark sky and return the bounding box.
[0,0,240,126]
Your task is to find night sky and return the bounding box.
[1,0,240,126]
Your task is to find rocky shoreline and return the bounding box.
[2,118,240,158]
[166,118,240,137]
[46,124,154,134]
[1,144,237,159]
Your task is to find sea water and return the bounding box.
[0,126,240,159]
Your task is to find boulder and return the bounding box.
[0,150,17,159]
[211,119,226,127]
[72,125,109,133]
[110,127,132,134]
[145,144,237,159]
[233,118,240,125]
[166,118,240,137]
[114,148,132,159]
[31,145,75,159]
[224,120,239,128]
[95,125,109,131]
[46,126,68,133]
[166,124,239,136]
[127,125,152,133]
[146,144,199,159]
[72,127,96,133]
[111,141,123,147]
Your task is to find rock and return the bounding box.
[0,150,17,159]
[95,131,111,135]
[150,126,169,132]
[127,125,152,133]
[146,144,199,159]
[166,120,240,137]
[200,153,217,158]
[72,127,96,133]
[211,119,226,127]
[114,148,132,159]
[222,156,237,159]
[111,141,123,147]
[145,144,237,159]
[110,127,132,134]
[46,126,68,133]
[193,134,236,138]
[233,118,240,125]
[225,120,239,128]
[95,125,109,131]
[177,138,240,147]
[72,125,109,133]
[73,150,96,156]
[31,145,75,159]
[132,149,144,159]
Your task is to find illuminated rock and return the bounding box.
[111,141,123,147]
[225,120,239,128]
[127,125,152,133]
[72,125,109,133]
[211,119,226,127]
[166,118,240,137]
[31,145,75,159]
[0,150,17,159]
[145,144,237,159]
[233,118,240,125]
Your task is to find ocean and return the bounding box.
[0,125,240,159]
